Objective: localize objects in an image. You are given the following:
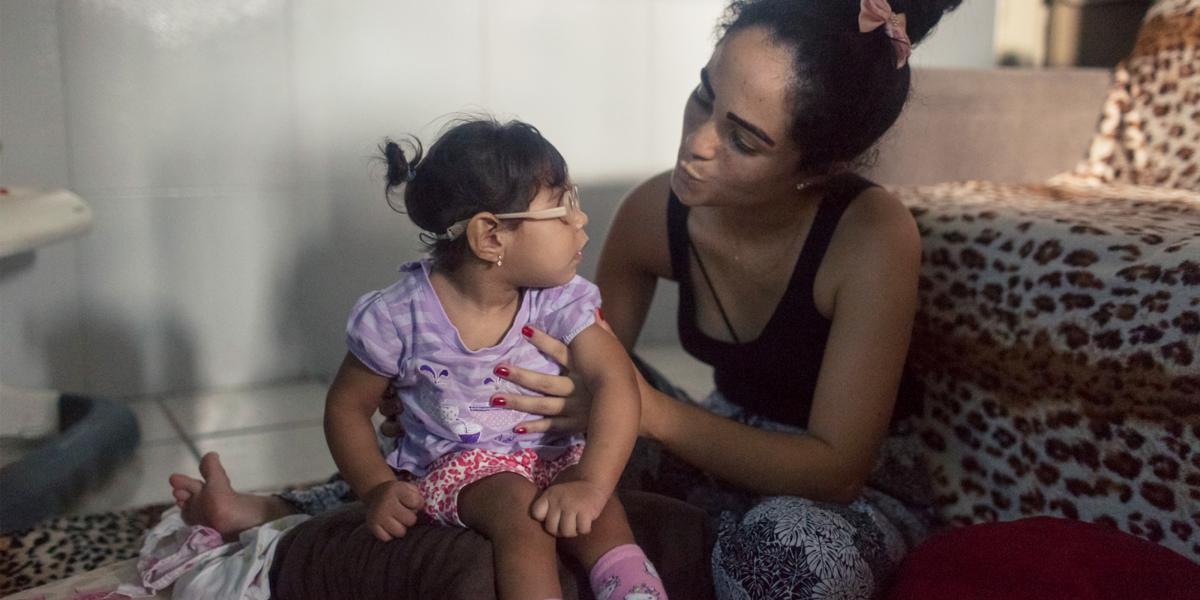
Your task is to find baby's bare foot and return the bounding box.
[168,452,295,540]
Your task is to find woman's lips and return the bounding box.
[678,161,704,183]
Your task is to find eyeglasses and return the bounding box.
[434,185,582,241]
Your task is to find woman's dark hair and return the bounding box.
[380,116,569,270]
[720,0,962,172]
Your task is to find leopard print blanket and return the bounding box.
[0,504,167,595]
[895,178,1200,561]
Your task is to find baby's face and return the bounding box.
[505,185,590,287]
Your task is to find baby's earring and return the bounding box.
[496,255,503,267]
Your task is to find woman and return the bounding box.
[172,0,961,596]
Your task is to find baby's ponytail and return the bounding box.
[382,136,424,192]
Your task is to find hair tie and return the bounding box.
[404,164,417,183]
[858,0,911,69]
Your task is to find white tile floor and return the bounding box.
[64,379,336,515]
[8,345,712,517]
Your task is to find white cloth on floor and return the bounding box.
[117,507,310,600]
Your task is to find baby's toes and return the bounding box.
[169,473,203,494]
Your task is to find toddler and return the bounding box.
[324,117,667,600]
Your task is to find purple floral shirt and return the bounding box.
[346,258,598,476]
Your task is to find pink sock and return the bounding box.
[589,544,667,600]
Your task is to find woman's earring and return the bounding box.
[496,255,503,267]
[796,181,811,192]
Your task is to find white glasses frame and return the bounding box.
[434,185,581,241]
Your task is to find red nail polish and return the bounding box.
[490,396,506,407]
[494,366,510,378]
[514,426,527,434]
[521,325,534,338]
[597,308,605,321]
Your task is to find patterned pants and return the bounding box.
[625,357,937,600]
[278,357,937,600]
[420,444,585,526]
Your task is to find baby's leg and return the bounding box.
[458,472,561,600]
[553,467,668,599]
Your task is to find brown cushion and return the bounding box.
[268,489,714,600]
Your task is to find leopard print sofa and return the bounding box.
[894,178,1200,562]
[1073,0,1200,191]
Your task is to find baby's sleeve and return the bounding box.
[537,276,602,346]
[345,291,405,377]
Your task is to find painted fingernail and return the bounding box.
[597,308,605,320]
[521,325,534,337]
[514,426,527,434]
[490,396,506,407]
[493,366,510,378]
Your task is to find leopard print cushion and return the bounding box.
[0,504,167,595]
[1072,0,1200,191]
[894,180,1200,561]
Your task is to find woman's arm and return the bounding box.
[641,190,921,503]
[595,171,674,350]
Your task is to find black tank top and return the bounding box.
[668,173,913,428]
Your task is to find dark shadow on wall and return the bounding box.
[1,249,197,399]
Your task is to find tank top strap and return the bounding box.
[792,173,878,290]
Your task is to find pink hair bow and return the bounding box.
[859,0,911,69]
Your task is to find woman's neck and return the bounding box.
[695,187,822,244]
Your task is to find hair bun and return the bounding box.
[382,137,424,188]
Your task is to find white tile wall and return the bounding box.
[0,0,999,398]
[484,0,655,181]
[56,0,296,192]
[648,0,729,172]
[0,1,85,392]
[0,0,72,186]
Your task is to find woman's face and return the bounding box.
[671,26,804,208]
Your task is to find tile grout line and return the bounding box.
[155,397,204,462]
[188,419,326,444]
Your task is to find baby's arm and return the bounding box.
[531,323,639,536]
[325,351,422,540]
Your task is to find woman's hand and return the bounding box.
[491,309,610,435]
[378,383,405,438]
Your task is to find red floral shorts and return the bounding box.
[417,444,586,527]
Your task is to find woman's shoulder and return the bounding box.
[839,184,918,247]
[617,170,672,219]
[828,183,921,284]
[602,171,673,276]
